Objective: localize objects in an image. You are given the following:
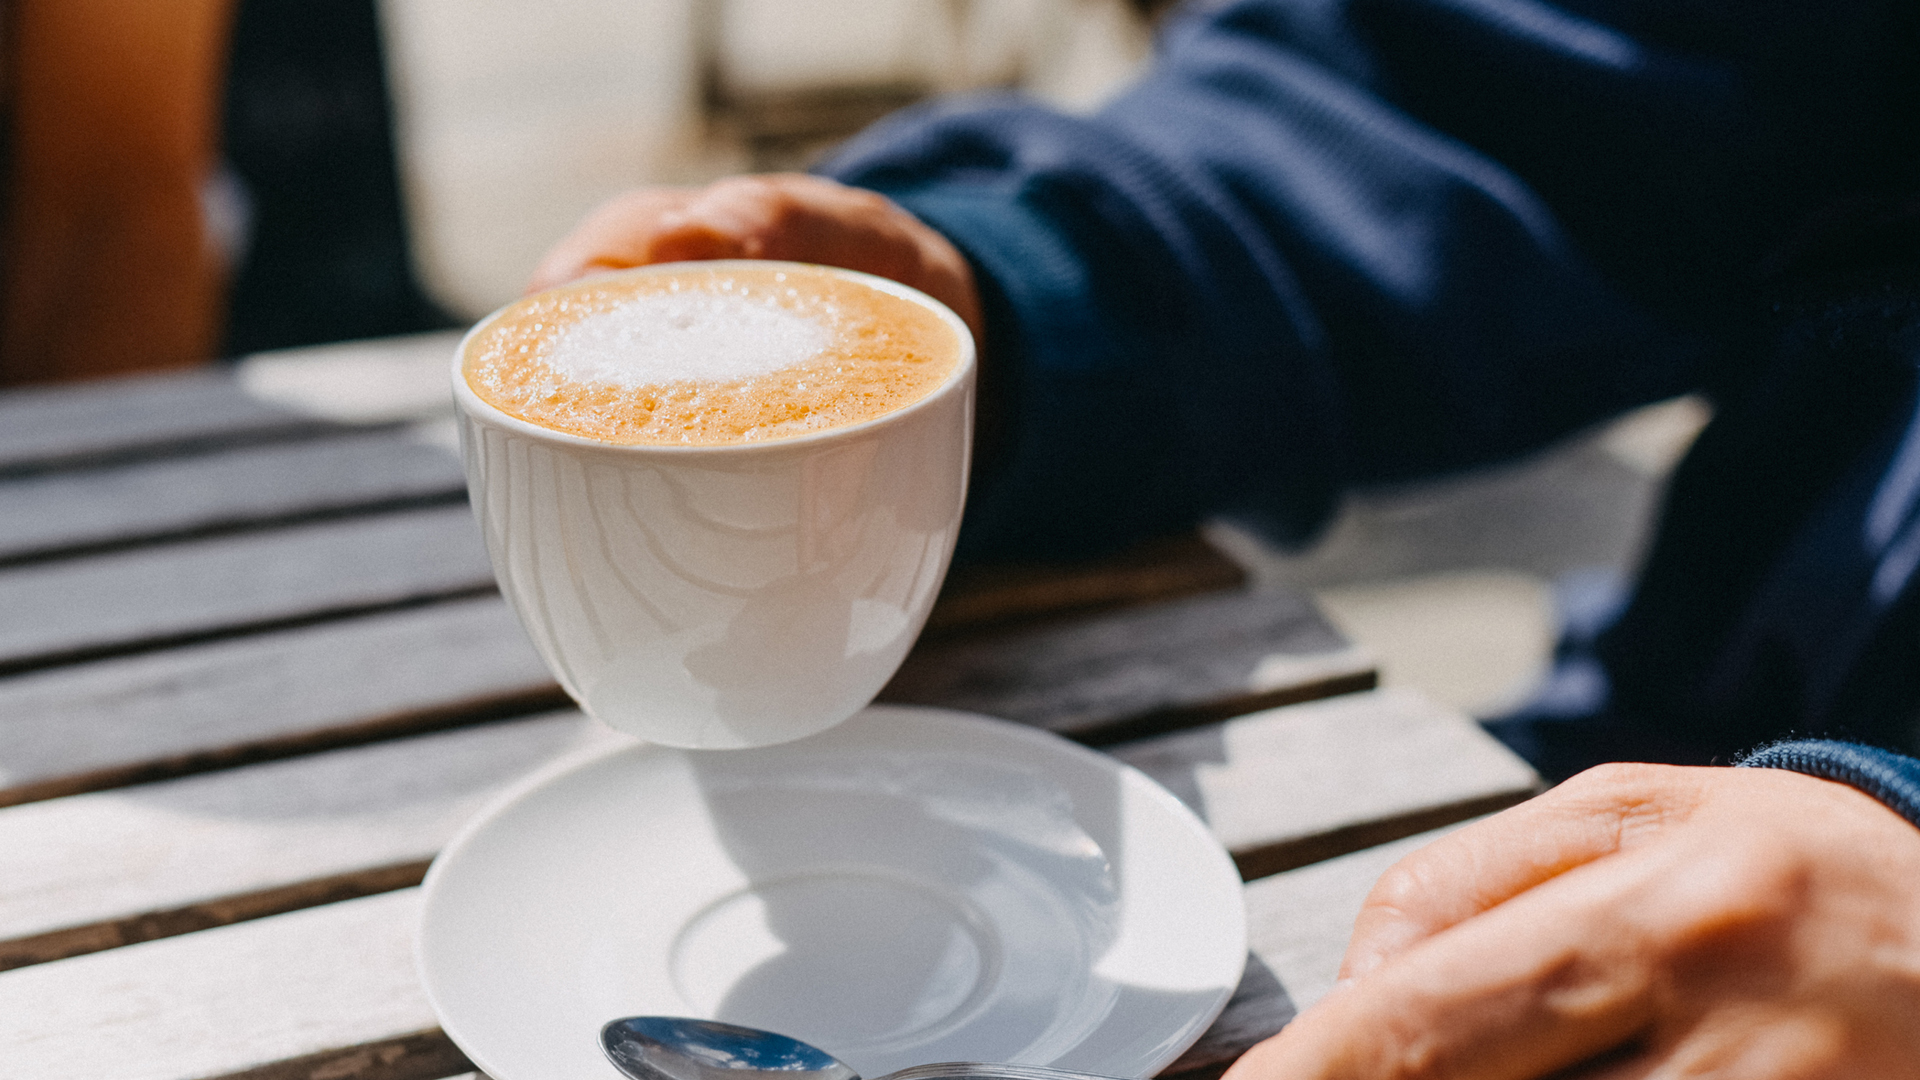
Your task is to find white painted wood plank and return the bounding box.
[0,371,308,472]
[0,504,494,667]
[0,596,551,799]
[885,587,1375,740]
[1109,689,1538,862]
[0,713,622,942]
[0,889,436,1080]
[1,586,1366,808]
[0,820,1491,1080]
[0,333,460,473]
[0,692,1527,966]
[0,427,465,562]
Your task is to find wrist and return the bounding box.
[1739,739,1920,829]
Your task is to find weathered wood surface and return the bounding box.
[0,596,555,808]
[0,333,1471,1080]
[0,370,322,476]
[0,810,1488,1080]
[0,426,466,565]
[885,586,1376,744]
[1,574,1354,811]
[0,889,437,1080]
[0,332,460,476]
[1110,689,1538,880]
[0,713,622,963]
[924,533,1246,637]
[0,691,1529,978]
[0,504,496,674]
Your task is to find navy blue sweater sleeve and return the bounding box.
[819,0,1917,562]
[1740,740,1920,830]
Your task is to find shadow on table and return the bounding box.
[1159,955,1294,1080]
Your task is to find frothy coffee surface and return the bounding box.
[463,264,961,445]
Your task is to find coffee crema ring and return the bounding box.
[463,264,962,446]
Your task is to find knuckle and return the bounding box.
[1552,762,1695,840]
[709,173,771,197]
[1705,845,1805,910]
[606,187,688,221]
[708,175,787,214]
[1568,760,1664,793]
[1366,860,1433,912]
[840,184,894,212]
[1380,1018,1459,1079]
[1654,853,1805,966]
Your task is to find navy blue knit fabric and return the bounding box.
[822,0,1918,563]
[1741,740,1920,830]
[819,0,1920,777]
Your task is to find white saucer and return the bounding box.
[417,705,1247,1080]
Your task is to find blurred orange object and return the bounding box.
[1,0,236,384]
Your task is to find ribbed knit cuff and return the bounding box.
[1739,739,1920,829]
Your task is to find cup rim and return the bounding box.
[451,259,977,455]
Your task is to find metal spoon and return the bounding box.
[601,1016,1129,1080]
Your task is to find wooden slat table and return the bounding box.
[0,336,1541,1080]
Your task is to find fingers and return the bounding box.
[643,175,816,262]
[1230,769,1920,1080]
[657,175,984,341]
[1238,847,1678,1080]
[531,178,812,284]
[1340,763,1710,981]
[526,175,984,349]
[708,175,922,272]
[526,187,699,292]
[529,175,886,288]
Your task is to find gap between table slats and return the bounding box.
[0,818,1494,1080]
[0,409,464,567]
[0,332,460,476]
[199,822,1478,1080]
[921,533,1243,638]
[0,579,1362,810]
[0,411,374,482]
[0,690,1535,973]
[202,824,1490,1080]
[0,505,500,676]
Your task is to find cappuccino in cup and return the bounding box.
[462,263,962,445]
[454,262,974,750]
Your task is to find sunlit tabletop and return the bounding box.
[0,333,1538,1080]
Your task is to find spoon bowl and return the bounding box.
[601,1016,1129,1080]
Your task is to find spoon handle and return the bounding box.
[881,1063,1129,1080]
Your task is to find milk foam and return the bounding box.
[463,265,961,446]
[544,292,830,389]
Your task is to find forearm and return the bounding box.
[818,3,1716,559]
[822,0,1917,561]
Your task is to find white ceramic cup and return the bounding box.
[453,262,975,749]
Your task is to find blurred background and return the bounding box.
[383,0,1164,321]
[0,0,1709,723]
[1,0,1164,383]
